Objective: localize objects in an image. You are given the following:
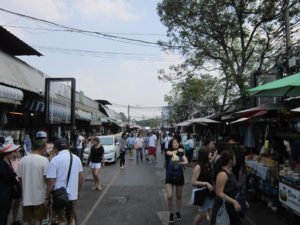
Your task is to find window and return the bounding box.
[100,137,113,145]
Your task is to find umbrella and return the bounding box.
[247,72,300,97]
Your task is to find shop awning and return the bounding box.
[248,72,300,97]
[291,107,300,112]
[230,110,268,124]
[175,120,194,127]
[0,84,23,104]
[189,117,220,124]
[75,109,91,121]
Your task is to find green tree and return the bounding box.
[164,75,227,122]
[157,0,300,104]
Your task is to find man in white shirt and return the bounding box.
[148,131,157,163]
[46,138,84,225]
[18,140,49,225]
[76,132,85,160]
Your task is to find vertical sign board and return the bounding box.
[279,182,300,216]
[45,78,76,127]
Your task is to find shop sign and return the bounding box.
[279,182,300,214]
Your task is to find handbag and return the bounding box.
[192,187,215,206]
[52,152,73,209]
[215,198,230,225]
[192,187,207,206]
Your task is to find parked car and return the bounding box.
[82,134,121,164]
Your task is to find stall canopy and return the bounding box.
[175,117,219,127]
[248,72,300,97]
[0,84,23,104]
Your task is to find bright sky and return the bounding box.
[0,0,181,120]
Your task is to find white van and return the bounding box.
[82,135,121,164]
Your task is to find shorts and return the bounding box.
[51,201,76,224]
[148,147,156,156]
[197,197,214,212]
[89,162,102,169]
[23,204,48,222]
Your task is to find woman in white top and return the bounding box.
[135,131,144,163]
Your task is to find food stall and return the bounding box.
[279,161,300,216]
[245,155,279,209]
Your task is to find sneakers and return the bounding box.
[175,212,182,221]
[168,213,174,224]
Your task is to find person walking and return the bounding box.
[135,131,144,163]
[191,149,215,225]
[210,150,244,225]
[46,138,84,225]
[165,138,188,224]
[87,137,104,190]
[148,131,157,163]
[119,132,127,169]
[18,140,49,225]
[144,132,150,162]
[0,143,20,225]
[185,133,194,164]
[127,133,135,160]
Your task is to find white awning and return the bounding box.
[175,121,194,127]
[189,117,220,124]
[75,109,91,121]
[0,84,23,104]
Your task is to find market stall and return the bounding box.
[245,155,279,209]
[279,162,300,216]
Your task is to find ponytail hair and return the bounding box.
[213,150,235,180]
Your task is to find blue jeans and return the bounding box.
[136,148,143,162]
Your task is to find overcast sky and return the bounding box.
[0,0,181,120]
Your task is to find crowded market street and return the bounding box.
[74,147,299,225]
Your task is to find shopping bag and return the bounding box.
[191,187,208,206]
[215,198,230,225]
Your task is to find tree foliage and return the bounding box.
[157,0,300,104]
[164,75,228,122]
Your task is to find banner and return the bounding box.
[279,182,300,215]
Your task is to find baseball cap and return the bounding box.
[0,143,20,154]
[54,138,69,150]
[36,131,47,139]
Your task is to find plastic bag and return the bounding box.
[215,198,230,225]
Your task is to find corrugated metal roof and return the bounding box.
[0,50,46,93]
[0,26,42,56]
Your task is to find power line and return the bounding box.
[2,25,167,37]
[32,46,181,62]
[0,7,181,49]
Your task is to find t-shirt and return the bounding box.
[149,135,157,147]
[90,146,104,163]
[135,137,143,148]
[76,135,85,149]
[47,150,83,201]
[164,136,172,149]
[18,154,49,206]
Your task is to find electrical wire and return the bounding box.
[0,7,182,49]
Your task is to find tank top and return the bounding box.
[197,163,212,184]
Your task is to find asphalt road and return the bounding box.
[75,149,300,225]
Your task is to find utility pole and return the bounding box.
[127,104,130,124]
[285,0,291,75]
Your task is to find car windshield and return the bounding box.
[100,137,113,145]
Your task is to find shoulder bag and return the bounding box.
[52,152,73,209]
